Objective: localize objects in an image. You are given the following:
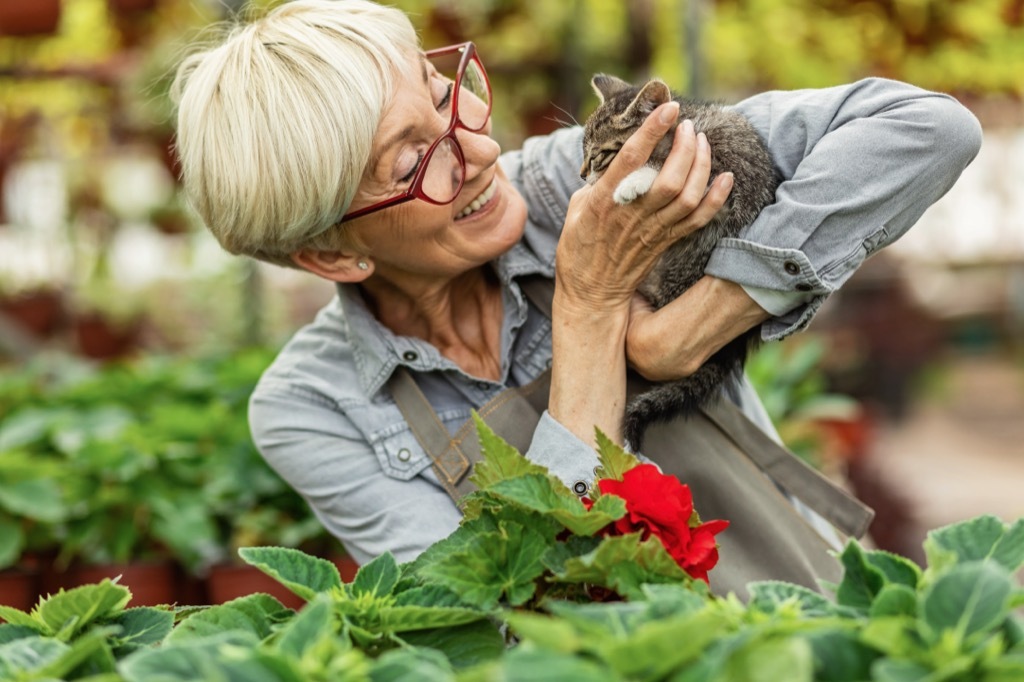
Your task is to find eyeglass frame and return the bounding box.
[339,41,492,224]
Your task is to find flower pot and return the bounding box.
[206,564,306,610]
[0,288,65,338]
[46,561,178,607]
[0,0,62,37]
[108,0,158,14]
[73,312,142,360]
[0,568,40,613]
[332,555,359,582]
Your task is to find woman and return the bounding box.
[172,0,981,566]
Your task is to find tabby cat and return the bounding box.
[580,74,780,450]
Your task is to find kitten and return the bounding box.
[580,74,780,451]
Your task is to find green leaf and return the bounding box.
[0,479,66,523]
[602,608,731,680]
[721,637,814,682]
[107,607,174,653]
[393,585,467,609]
[806,629,879,682]
[553,534,689,600]
[869,584,918,618]
[505,611,585,653]
[238,547,342,601]
[593,429,639,482]
[273,596,334,658]
[835,541,886,611]
[485,474,626,536]
[377,605,487,632]
[748,581,844,617]
[870,658,933,682]
[0,517,24,571]
[460,647,613,682]
[119,631,284,682]
[399,620,504,670]
[0,636,69,678]
[0,605,39,630]
[925,515,1022,571]
[36,580,131,638]
[165,594,292,645]
[859,616,920,659]
[921,561,1013,643]
[370,646,454,682]
[469,414,551,489]
[351,552,400,598]
[865,550,922,589]
[418,521,548,609]
[0,624,37,644]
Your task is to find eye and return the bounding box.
[398,151,424,185]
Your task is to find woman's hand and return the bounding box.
[626,276,771,381]
[555,101,734,314]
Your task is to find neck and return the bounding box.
[361,267,505,381]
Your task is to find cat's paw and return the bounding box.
[613,166,659,205]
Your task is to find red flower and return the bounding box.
[585,463,729,583]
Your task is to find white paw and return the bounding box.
[613,166,658,205]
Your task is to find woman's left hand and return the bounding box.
[626,276,772,381]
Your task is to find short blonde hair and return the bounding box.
[171,0,419,267]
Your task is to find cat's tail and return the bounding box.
[623,333,759,452]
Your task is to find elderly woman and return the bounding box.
[172,0,980,567]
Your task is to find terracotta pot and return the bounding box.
[107,0,158,14]
[206,564,307,610]
[0,568,40,613]
[46,561,178,607]
[0,0,62,37]
[0,288,64,338]
[332,555,359,582]
[73,312,142,360]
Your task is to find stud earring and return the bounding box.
[357,261,369,271]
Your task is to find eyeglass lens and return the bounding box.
[419,51,490,203]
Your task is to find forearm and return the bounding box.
[627,276,770,382]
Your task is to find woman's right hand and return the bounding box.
[556,101,734,313]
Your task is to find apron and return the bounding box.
[387,277,872,599]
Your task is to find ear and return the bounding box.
[622,79,672,120]
[290,249,372,283]
[591,74,632,104]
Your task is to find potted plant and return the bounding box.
[0,0,62,38]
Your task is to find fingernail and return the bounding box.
[697,132,708,149]
[721,172,734,189]
[659,102,680,124]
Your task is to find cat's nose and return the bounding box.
[579,161,589,182]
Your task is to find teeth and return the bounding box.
[458,179,497,218]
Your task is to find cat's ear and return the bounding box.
[622,80,672,120]
[591,74,632,103]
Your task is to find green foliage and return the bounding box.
[0,349,333,573]
[3,423,1024,680]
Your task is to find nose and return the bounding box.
[579,161,589,181]
[456,126,500,178]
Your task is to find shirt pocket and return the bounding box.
[369,426,431,481]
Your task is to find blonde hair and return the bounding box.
[171,0,419,267]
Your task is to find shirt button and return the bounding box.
[572,480,589,496]
[475,381,490,391]
[402,351,418,362]
[783,261,801,275]
[795,282,813,292]
[397,448,412,462]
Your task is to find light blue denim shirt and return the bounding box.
[249,78,981,565]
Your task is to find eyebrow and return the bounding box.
[368,55,430,178]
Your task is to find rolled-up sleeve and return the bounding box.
[249,384,463,566]
[709,77,982,340]
[522,410,602,495]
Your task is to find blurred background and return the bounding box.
[0,0,1022,605]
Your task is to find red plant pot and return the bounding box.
[73,312,142,360]
[0,568,40,613]
[45,561,178,607]
[206,563,307,610]
[0,289,65,338]
[0,0,62,37]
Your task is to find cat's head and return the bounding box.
[579,74,673,183]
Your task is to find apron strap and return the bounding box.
[699,399,874,539]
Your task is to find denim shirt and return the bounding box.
[249,78,981,565]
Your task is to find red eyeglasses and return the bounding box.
[340,42,492,223]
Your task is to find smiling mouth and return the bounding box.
[456,179,498,219]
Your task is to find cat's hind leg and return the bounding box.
[613,165,659,205]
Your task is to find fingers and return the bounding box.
[600,101,680,187]
[665,171,734,235]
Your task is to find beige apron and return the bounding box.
[387,277,872,599]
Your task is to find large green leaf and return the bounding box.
[870,659,933,682]
[485,474,626,535]
[36,580,131,638]
[0,624,37,645]
[351,553,400,599]
[504,611,585,654]
[0,517,24,570]
[369,647,454,682]
[119,631,303,682]
[748,581,845,618]
[108,607,174,653]
[459,647,614,682]
[869,584,918,619]
[721,637,814,682]
[865,550,922,589]
[835,542,886,611]
[469,414,551,489]
[806,629,879,682]
[376,605,488,632]
[925,516,1024,573]
[165,594,292,645]
[0,479,66,523]
[0,635,69,678]
[553,533,689,599]
[238,547,342,601]
[602,608,731,680]
[418,521,549,609]
[921,561,1013,644]
[400,620,505,670]
[273,596,334,658]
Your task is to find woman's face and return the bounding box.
[344,51,528,283]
